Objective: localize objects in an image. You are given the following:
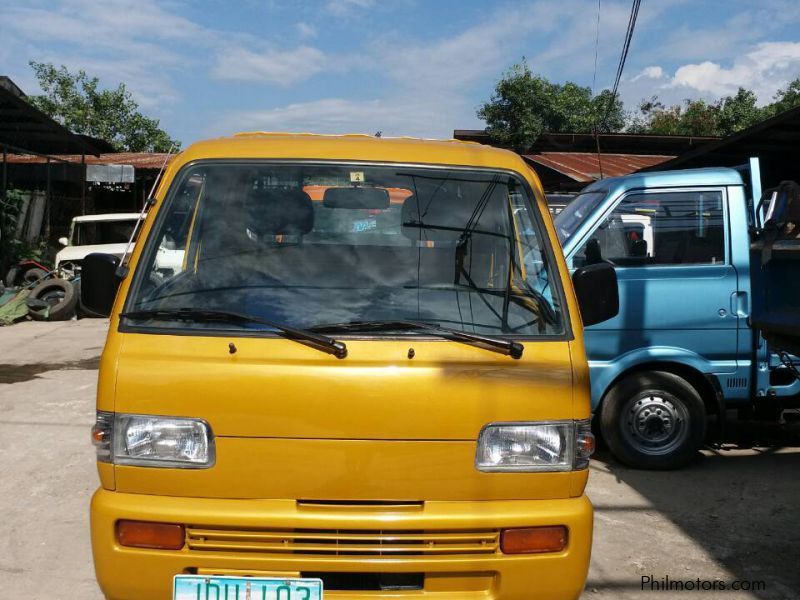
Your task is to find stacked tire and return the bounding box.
[26,278,78,321]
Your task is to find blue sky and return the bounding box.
[2,0,800,147]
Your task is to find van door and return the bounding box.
[571,188,739,385]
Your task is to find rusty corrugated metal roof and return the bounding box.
[523,152,675,182]
[4,152,174,169]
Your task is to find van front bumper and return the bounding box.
[91,489,593,600]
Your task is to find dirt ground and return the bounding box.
[1,320,798,600]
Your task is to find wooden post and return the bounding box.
[80,151,86,214]
[45,157,51,240]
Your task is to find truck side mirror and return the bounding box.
[572,262,619,326]
[58,237,69,246]
[81,253,123,317]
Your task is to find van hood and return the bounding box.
[113,333,575,440]
[108,333,585,501]
[55,243,129,266]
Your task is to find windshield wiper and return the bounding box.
[310,320,523,359]
[121,308,347,359]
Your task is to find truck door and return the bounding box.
[573,187,739,376]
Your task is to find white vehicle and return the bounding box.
[55,213,139,278]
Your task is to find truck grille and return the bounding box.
[186,527,500,556]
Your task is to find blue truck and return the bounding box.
[554,163,800,469]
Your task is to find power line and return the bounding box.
[591,0,604,179]
[595,0,642,179]
[603,0,642,127]
[591,0,601,97]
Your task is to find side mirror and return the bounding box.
[572,262,619,327]
[81,253,122,317]
[58,237,69,246]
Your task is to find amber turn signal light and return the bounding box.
[500,526,568,554]
[116,520,185,550]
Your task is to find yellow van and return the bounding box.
[82,133,618,600]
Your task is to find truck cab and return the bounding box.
[81,133,618,599]
[55,213,139,278]
[556,167,800,469]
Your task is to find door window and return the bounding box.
[575,190,725,267]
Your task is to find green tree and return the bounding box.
[628,81,800,137]
[478,61,625,150]
[629,97,718,136]
[717,88,764,134]
[27,61,180,152]
[769,77,800,115]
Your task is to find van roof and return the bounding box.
[171,132,529,173]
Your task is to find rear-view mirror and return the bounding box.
[572,262,619,327]
[323,186,390,209]
[81,253,122,317]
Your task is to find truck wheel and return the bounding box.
[26,278,77,321]
[600,371,706,470]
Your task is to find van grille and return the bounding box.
[186,527,500,556]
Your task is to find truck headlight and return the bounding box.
[476,420,594,472]
[91,411,215,468]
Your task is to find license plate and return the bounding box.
[174,575,323,599]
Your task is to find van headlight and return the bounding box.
[476,420,594,472]
[91,411,215,468]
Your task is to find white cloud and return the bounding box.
[220,95,468,139]
[669,42,800,102]
[212,45,327,86]
[296,22,317,39]
[326,0,374,15]
[4,0,206,55]
[0,0,213,108]
[217,0,683,139]
[631,66,665,82]
[650,1,800,65]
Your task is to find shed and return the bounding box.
[641,105,800,188]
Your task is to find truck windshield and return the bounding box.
[124,162,564,337]
[554,191,607,244]
[73,220,136,245]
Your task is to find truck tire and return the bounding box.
[26,278,77,321]
[22,267,48,286]
[600,371,706,470]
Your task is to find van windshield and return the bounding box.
[124,162,564,337]
[554,191,607,244]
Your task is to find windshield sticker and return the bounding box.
[350,171,365,183]
[352,218,377,232]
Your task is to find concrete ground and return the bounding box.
[1,320,799,600]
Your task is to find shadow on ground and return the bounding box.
[590,416,800,599]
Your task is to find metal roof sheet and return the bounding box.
[0,77,103,155]
[454,130,719,154]
[523,152,675,182]
[4,152,174,169]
